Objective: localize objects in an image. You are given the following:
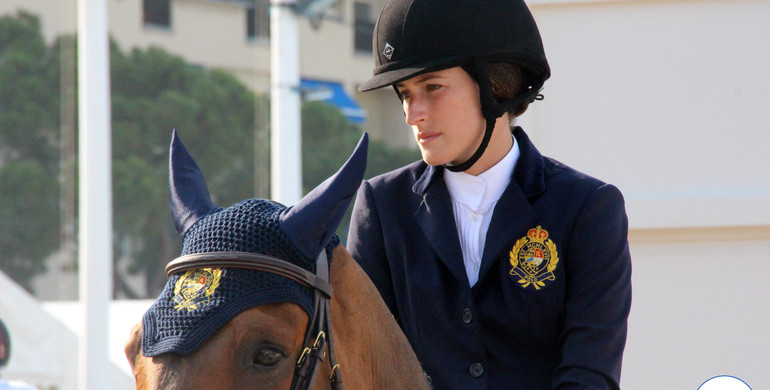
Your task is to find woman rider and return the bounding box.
[347,0,632,389]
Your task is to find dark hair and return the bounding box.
[462,62,530,118]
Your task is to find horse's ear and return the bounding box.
[280,133,368,260]
[168,129,217,238]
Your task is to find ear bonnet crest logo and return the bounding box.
[173,268,222,312]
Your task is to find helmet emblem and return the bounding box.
[382,43,394,60]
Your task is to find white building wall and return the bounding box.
[526,0,770,230]
[523,0,770,388]
[625,227,770,389]
[1,0,76,42]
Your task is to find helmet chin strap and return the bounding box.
[445,115,496,172]
[445,59,505,173]
[446,58,544,173]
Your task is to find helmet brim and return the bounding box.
[358,55,470,92]
[358,53,549,93]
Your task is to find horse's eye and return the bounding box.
[253,347,284,367]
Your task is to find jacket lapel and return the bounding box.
[410,128,547,286]
[478,180,537,280]
[478,127,546,281]
[412,165,468,285]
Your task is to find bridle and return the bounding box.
[166,250,343,390]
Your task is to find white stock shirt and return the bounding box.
[443,135,519,286]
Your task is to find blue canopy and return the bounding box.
[300,79,367,124]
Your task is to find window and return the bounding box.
[247,0,270,39]
[353,2,374,53]
[143,0,171,27]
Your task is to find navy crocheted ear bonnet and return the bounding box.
[141,130,368,357]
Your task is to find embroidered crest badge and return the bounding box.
[173,268,222,311]
[509,226,560,291]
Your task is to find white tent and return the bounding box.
[0,271,150,390]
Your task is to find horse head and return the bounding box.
[125,131,429,390]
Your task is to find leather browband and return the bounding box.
[165,251,333,298]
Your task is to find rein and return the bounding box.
[166,251,343,390]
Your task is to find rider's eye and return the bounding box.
[253,346,284,367]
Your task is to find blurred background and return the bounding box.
[0,0,767,389]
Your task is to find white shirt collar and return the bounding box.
[444,134,520,210]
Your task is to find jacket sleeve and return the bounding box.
[554,184,632,390]
[347,180,399,317]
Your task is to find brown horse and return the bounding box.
[124,244,429,389]
[124,131,429,389]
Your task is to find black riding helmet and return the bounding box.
[358,0,550,172]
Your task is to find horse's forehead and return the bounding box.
[224,303,310,352]
[141,197,325,358]
[181,199,295,259]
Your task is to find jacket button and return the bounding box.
[469,363,484,378]
[462,308,474,324]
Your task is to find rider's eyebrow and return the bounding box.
[396,73,446,90]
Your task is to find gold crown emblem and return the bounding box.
[527,226,549,242]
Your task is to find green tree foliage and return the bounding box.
[0,160,58,291]
[0,11,418,298]
[0,12,60,292]
[110,44,265,297]
[301,101,419,242]
[0,11,264,296]
[0,12,59,164]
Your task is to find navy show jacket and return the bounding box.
[347,127,632,390]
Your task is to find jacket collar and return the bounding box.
[411,127,545,198]
[510,126,546,198]
[411,127,546,286]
